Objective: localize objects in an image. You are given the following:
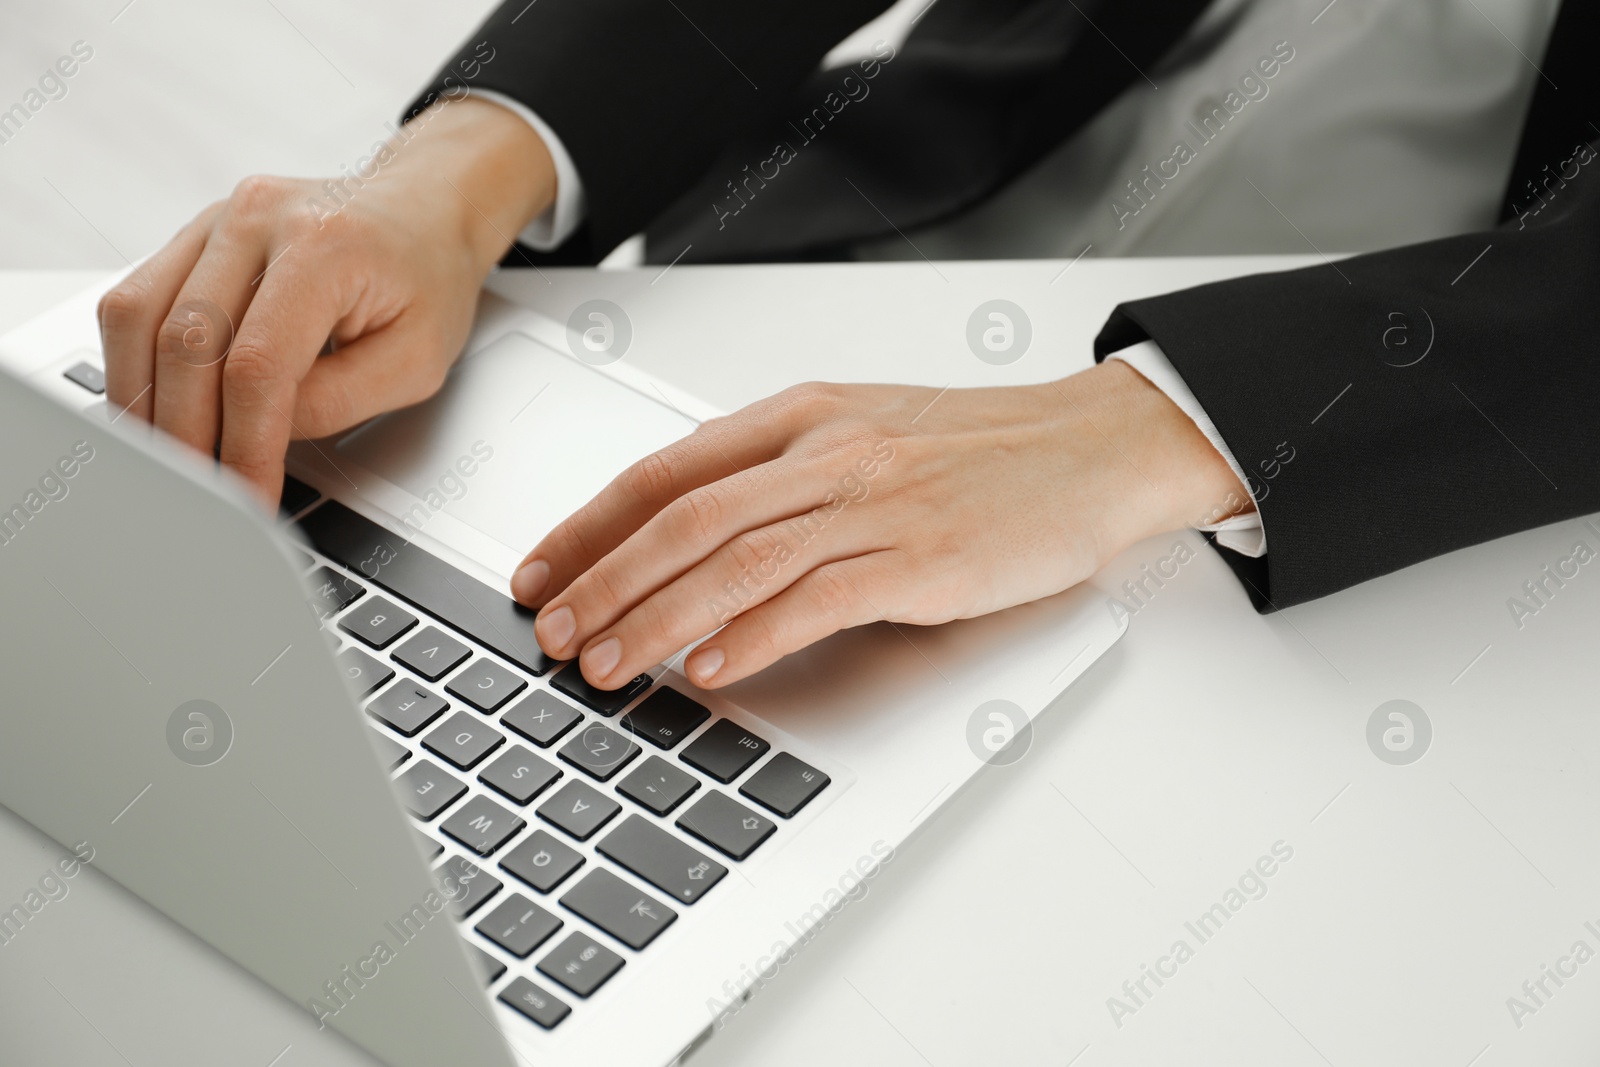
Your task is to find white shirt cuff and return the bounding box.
[471,90,587,251]
[1109,339,1266,558]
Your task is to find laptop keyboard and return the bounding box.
[285,483,833,1032]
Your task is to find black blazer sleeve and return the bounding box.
[1093,154,1600,612]
[404,0,896,262]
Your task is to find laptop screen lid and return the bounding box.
[0,365,516,1067]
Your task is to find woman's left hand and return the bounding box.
[510,360,1249,689]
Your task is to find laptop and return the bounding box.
[0,274,1124,1067]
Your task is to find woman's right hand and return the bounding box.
[98,95,555,508]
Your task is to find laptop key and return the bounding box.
[619,688,710,749]
[479,745,561,805]
[597,814,726,904]
[391,626,471,682]
[446,658,528,713]
[338,595,418,649]
[676,791,777,861]
[501,691,583,747]
[368,728,411,771]
[559,868,677,950]
[558,722,640,782]
[422,711,506,770]
[551,665,651,717]
[297,501,556,675]
[278,474,321,518]
[498,976,571,1030]
[337,646,394,697]
[307,567,365,621]
[537,779,620,841]
[393,759,468,820]
[537,932,623,998]
[739,753,831,818]
[501,829,585,893]
[616,756,700,816]
[441,794,526,856]
[465,942,506,985]
[63,360,106,394]
[475,892,563,958]
[437,854,502,918]
[679,719,770,783]
[367,678,449,737]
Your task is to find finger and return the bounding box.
[570,502,882,686]
[533,453,858,660]
[98,208,219,421]
[288,317,448,439]
[511,406,799,608]
[218,260,351,507]
[682,552,900,688]
[151,235,268,455]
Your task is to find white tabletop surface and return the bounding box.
[3,257,1598,1067]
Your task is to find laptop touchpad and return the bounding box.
[334,331,696,550]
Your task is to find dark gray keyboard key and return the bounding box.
[679,719,769,783]
[479,745,561,805]
[63,360,105,394]
[422,711,506,770]
[620,688,710,749]
[597,814,726,904]
[559,868,676,951]
[739,753,831,818]
[391,626,471,682]
[437,854,502,918]
[676,791,776,861]
[466,942,505,985]
[337,646,394,697]
[498,977,570,1029]
[307,567,365,621]
[414,829,443,861]
[501,830,585,894]
[475,893,563,958]
[338,595,418,649]
[369,729,411,770]
[278,474,320,518]
[537,779,620,841]
[616,756,700,816]
[501,691,583,747]
[393,759,468,820]
[297,502,556,675]
[447,658,528,713]
[538,932,624,997]
[367,678,449,737]
[441,794,526,856]
[558,722,640,782]
[551,665,651,716]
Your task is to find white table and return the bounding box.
[3,259,1596,1067]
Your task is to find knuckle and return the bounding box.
[726,527,785,576]
[804,565,859,619]
[624,449,680,504]
[674,486,725,548]
[96,282,146,333]
[220,341,278,392]
[229,174,288,217]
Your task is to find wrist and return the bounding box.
[386,95,557,273]
[1069,360,1253,553]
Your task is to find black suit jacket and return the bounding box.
[410,0,1600,612]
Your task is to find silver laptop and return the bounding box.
[0,276,1124,1067]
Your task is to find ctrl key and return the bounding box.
[498,976,571,1030]
[537,932,624,998]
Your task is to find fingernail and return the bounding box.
[539,604,576,652]
[585,636,621,680]
[688,647,724,685]
[512,559,550,603]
